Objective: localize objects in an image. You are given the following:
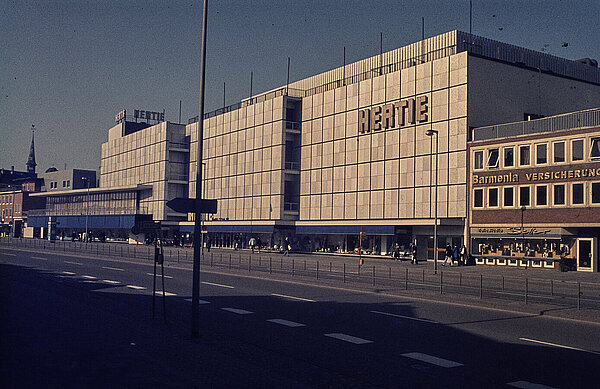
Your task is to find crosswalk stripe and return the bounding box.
[184,298,210,304]
[221,308,253,315]
[102,280,120,284]
[126,285,146,290]
[267,319,306,327]
[401,352,463,368]
[324,333,373,345]
[154,291,177,296]
[508,381,556,389]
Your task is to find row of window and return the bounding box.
[474,137,600,170]
[473,182,600,208]
[47,191,136,204]
[1,195,13,204]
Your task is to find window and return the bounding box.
[536,185,547,206]
[572,139,584,161]
[504,187,514,207]
[489,188,498,207]
[519,145,530,165]
[592,183,600,204]
[503,147,514,167]
[62,181,67,187]
[487,149,499,169]
[553,142,565,163]
[536,144,547,164]
[474,151,483,170]
[519,186,530,207]
[572,183,584,204]
[67,180,70,187]
[591,137,600,160]
[554,184,565,205]
[474,189,483,208]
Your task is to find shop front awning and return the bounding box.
[295,225,396,235]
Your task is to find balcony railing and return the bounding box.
[26,207,149,217]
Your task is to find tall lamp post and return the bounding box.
[426,129,439,274]
[82,177,90,243]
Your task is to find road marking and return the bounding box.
[371,310,438,324]
[82,275,96,279]
[324,333,373,345]
[154,291,177,296]
[102,266,124,271]
[519,337,600,355]
[2,253,16,256]
[267,319,306,328]
[184,298,210,304]
[31,256,48,260]
[146,272,173,279]
[508,381,556,389]
[221,308,253,315]
[82,280,98,283]
[271,293,315,302]
[400,352,463,368]
[126,285,146,290]
[61,271,76,275]
[64,260,83,265]
[102,280,120,284]
[202,281,234,289]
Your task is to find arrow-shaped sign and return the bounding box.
[166,198,218,214]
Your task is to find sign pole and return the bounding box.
[192,0,208,338]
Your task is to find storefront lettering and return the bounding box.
[472,173,519,185]
[359,96,428,134]
[134,109,165,122]
[525,168,600,181]
[506,227,552,235]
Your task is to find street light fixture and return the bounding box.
[426,129,439,274]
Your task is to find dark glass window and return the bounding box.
[487,149,499,169]
[520,146,530,165]
[591,138,600,160]
[504,147,514,167]
[592,183,600,204]
[504,187,514,207]
[474,189,483,208]
[554,185,565,205]
[572,183,584,204]
[489,188,498,207]
[474,151,483,170]
[536,144,547,164]
[553,142,565,163]
[572,139,584,161]
[536,186,547,206]
[519,187,530,207]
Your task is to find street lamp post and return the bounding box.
[426,129,439,274]
[82,177,90,243]
[521,205,526,259]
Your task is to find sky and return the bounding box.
[1,0,599,173]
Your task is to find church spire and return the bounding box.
[27,125,37,175]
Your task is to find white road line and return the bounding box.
[400,352,463,368]
[64,260,83,265]
[154,291,177,296]
[126,285,146,290]
[2,253,17,256]
[184,298,211,304]
[81,275,96,279]
[61,271,76,275]
[221,308,253,315]
[102,280,120,284]
[267,319,306,328]
[31,256,48,260]
[519,337,600,355]
[146,272,173,279]
[324,333,373,345]
[82,280,98,283]
[271,293,315,302]
[202,281,234,289]
[508,380,556,389]
[102,266,124,271]
[371,310,439,324]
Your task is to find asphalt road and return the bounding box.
[2,247,599,388]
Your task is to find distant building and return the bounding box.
[40,168,97,192]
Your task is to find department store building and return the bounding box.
[183,30,600,259]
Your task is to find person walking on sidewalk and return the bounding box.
[443,244,453,266]
[411,241,418,264]
[283,236,291,256]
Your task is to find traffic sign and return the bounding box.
[166,198,218,214]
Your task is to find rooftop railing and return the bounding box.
[27,207,149,217]
[472,107,600,141]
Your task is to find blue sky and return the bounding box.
[1,0,599,172]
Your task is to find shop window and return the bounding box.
[572,139,584,161]
[554,184,565,205]
[474,189,483,208]
[474,151,483,170]
[503,147,514,167]
[503,187,514,207]
[519,145,530,166]
[519,186,530,207]
[572,183,584,205]
[592,182,600,204]
[553,142,565,163]
[536,185,547,206]
[488,188,498,207]
[536,144,547,164]
[591,137,600,160]
[487,149,499,169]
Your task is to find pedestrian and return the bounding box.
[460,244,467,266]
[411,241,418,264]
[256,237,261,253]
[249,237,256,253]
[443,243,453,266]
[452,244,459,266]
[283,236,290,256]
[206,236,211,252]
[393,243,400,261]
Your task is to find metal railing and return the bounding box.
[472,107,600,141]
[26,207,148,216]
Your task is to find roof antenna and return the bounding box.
[470,0,473,35]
